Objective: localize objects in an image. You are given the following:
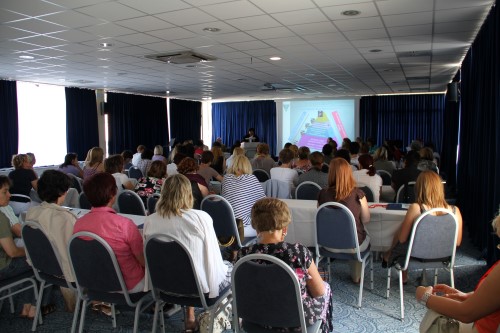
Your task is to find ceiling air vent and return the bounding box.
[145,51,216,64]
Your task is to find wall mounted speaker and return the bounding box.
[447,82,458,102]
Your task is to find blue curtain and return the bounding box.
[0,80,18,168]
[359,94,445,153]
[107,92,168,154]
[65,87,99,160]
[456,1,500,264]
[211,100,277,154]
[169,99,202,144]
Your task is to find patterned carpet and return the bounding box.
[0,237,486,333]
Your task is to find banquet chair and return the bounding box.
[30,189,43,204]
[376,170,392,186]
[231,253,322,333]
[68,232,153,333]
[0,271,38,321]
[22,221,81,332]
[252,169,270,182]
[147,193,160,215]
[128,167,143,180]
[386,208,458,320]
[78,192,92,210]
[396,181,416,203]
[200,194,255,248]
[263,179,291,199]
[144,235,232,333]
[357,186,374,202]
[315,202,373,309]
[117,190,147,216]
[67,173,83,193]
[295,181,322,200]
[9,194,32,216]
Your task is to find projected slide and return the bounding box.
[282,99,356,151]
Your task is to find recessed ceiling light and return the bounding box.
[203,27,220,32]
[341,10,361,16]
[99,42,113,47]
[19,55,34,60]
[369,49,382,53]
[270,56,281,61]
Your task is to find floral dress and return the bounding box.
[237,242,333,333]
[134,176,164,205]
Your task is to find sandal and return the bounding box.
[20,304,32,318]
[41,304,56,316]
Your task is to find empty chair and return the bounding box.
[376,170,392,186]
[263,179,291,199]
[78,192,91,210]
[128,167,143,180]
[252,169,270,182]
[396,181,416,203]
[68,232,152,333]
[144,235,232,333]
[22,221,80,332]
[357,186,374,202]
[231,253,322,333]
[146,193,160,215]
[315,202,373,308]
[117,190,146,216]
[386,208,459,320]
[295,181,322,200]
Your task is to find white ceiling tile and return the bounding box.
[209,31,255,44]
[344,28,388,40]
[246,26,295,39]
[272,8,328,25]
[287,21,338,35]
[114,16,174,32]
[49,29,97,43]
[41,10,103,28]
[147,27,197,41]
[435,20,479,34]
[322,2,379,20]
[382,12,433,27]
[387,25,432,37]
[113,33,163,45]
[170,36,216,49]
[351,38,392,48]
[0,26,35,41]
[227,40,269,51]
[118,0,192,14]
[376,0,434,15]
[264,36,306,47]
[248,0,316,13]
[183,21,239,35]
[435,0,493,10]
[201,1,265,20]
[81,23,136,38]
[434,6,490,23]
[305,32,347,44]
[0,8,30,22]
[16,35,66,48]
[8,18,66,35]
[155,8,217,26]
[75,2,145,21]
[225,15,282,30]
[0,0,63,17]
[334,16,384,31]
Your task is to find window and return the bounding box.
[17,81,67,166]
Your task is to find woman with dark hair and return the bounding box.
[353,154,383,202]
[251,143,276,174]
[318,158,370,283]
[73,173,145,293]
[134,160,167,205]
[59,153,84,178]
[137,149,154,176]
[211,144,226,175]
[270,148,299,194]
[27,170,77,314]
[143,174,232,332]
[177,157,209,197]
[104,154,135,190]
[121,150,134,171]
[322,144,334,166]
[198,151,223,186]
[373,146,395,174]
[293,146,312,173]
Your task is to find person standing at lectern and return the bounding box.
[243,128,259,142]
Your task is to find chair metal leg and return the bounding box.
[369,254,374,290]
[111,303,117,328]
[31,281,46,331]
[358,260,366,309]
[70,297,81,333]
[450,268,455,289]
[133,304,141,333]
[152,300,160,333]
[8,290,14,313]
[398,270,404,320]
[434,269,439,286]
[78,300,88,333]
[386,268,391,299]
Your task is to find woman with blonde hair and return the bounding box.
[226,146,245,169]
[152,145,167,164]
[373,146,395,174]
[317,157,370,283]
[143,174,232,332]
[383,170,463,281]
[82,147,104,180]
[221,155,265,237]
[211,144,226,175]
[8,154,38,196]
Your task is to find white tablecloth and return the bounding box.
[70,208,146,227]
[280,199,407,252]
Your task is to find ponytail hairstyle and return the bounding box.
[358,154,376,176]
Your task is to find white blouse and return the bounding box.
[352,170,383,203]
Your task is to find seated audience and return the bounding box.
[383,171,463,282]
[177,157,209,198]
[297,152,328,189]
[415,212,500,333]
[9,153,38,196]
[335,148,357,172]
[391,150,421,194]
[237,198,332,333]
[221,155,266,237]
[418,147,439,173]
[152,145,167,164]
[250,143,276,174]
[143,174,232,332]
[353,154,383,202]
[373,146,395,175]
[121,150,134,171]
[211,143,226,175]
[82,147,105,180]
[270,148,299,195]
[322,143,334,166]
[293,146,312,173]
[27,153,36,169]
[318,158,370,283]
[226,147,245,169]
[73,173,145,293]
[104,154,135,191]
[166,152,186,176]
[137,149,154,177]
[132,145,145,166]
[59,153,83,178]
[198,151,223,188]
[134,160,167,206]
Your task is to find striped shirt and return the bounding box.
[221,174,266,237]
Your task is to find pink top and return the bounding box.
[73,206,144,290]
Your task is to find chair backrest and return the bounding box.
[9,194,32,216]
[396,181,416,203]
[263,179,291,199]
[315,202,362,262]
[67,173,83,193]
[78,192,92,209]
[357,186,374,202]
[252,169,270,182]
[404,208,459,270]
[376,170,392,185]
[117,190,147,215]
[231,254,307,330]
[144,235,209,308]
[69,232,125,294]
[200,194,242,248]
[147,193,160,214]
[22,221,66,282]
[128,167,143,180]
[295,181,322,200]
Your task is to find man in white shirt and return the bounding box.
[132,145,145,166]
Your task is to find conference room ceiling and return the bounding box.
[0,0,494,101]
